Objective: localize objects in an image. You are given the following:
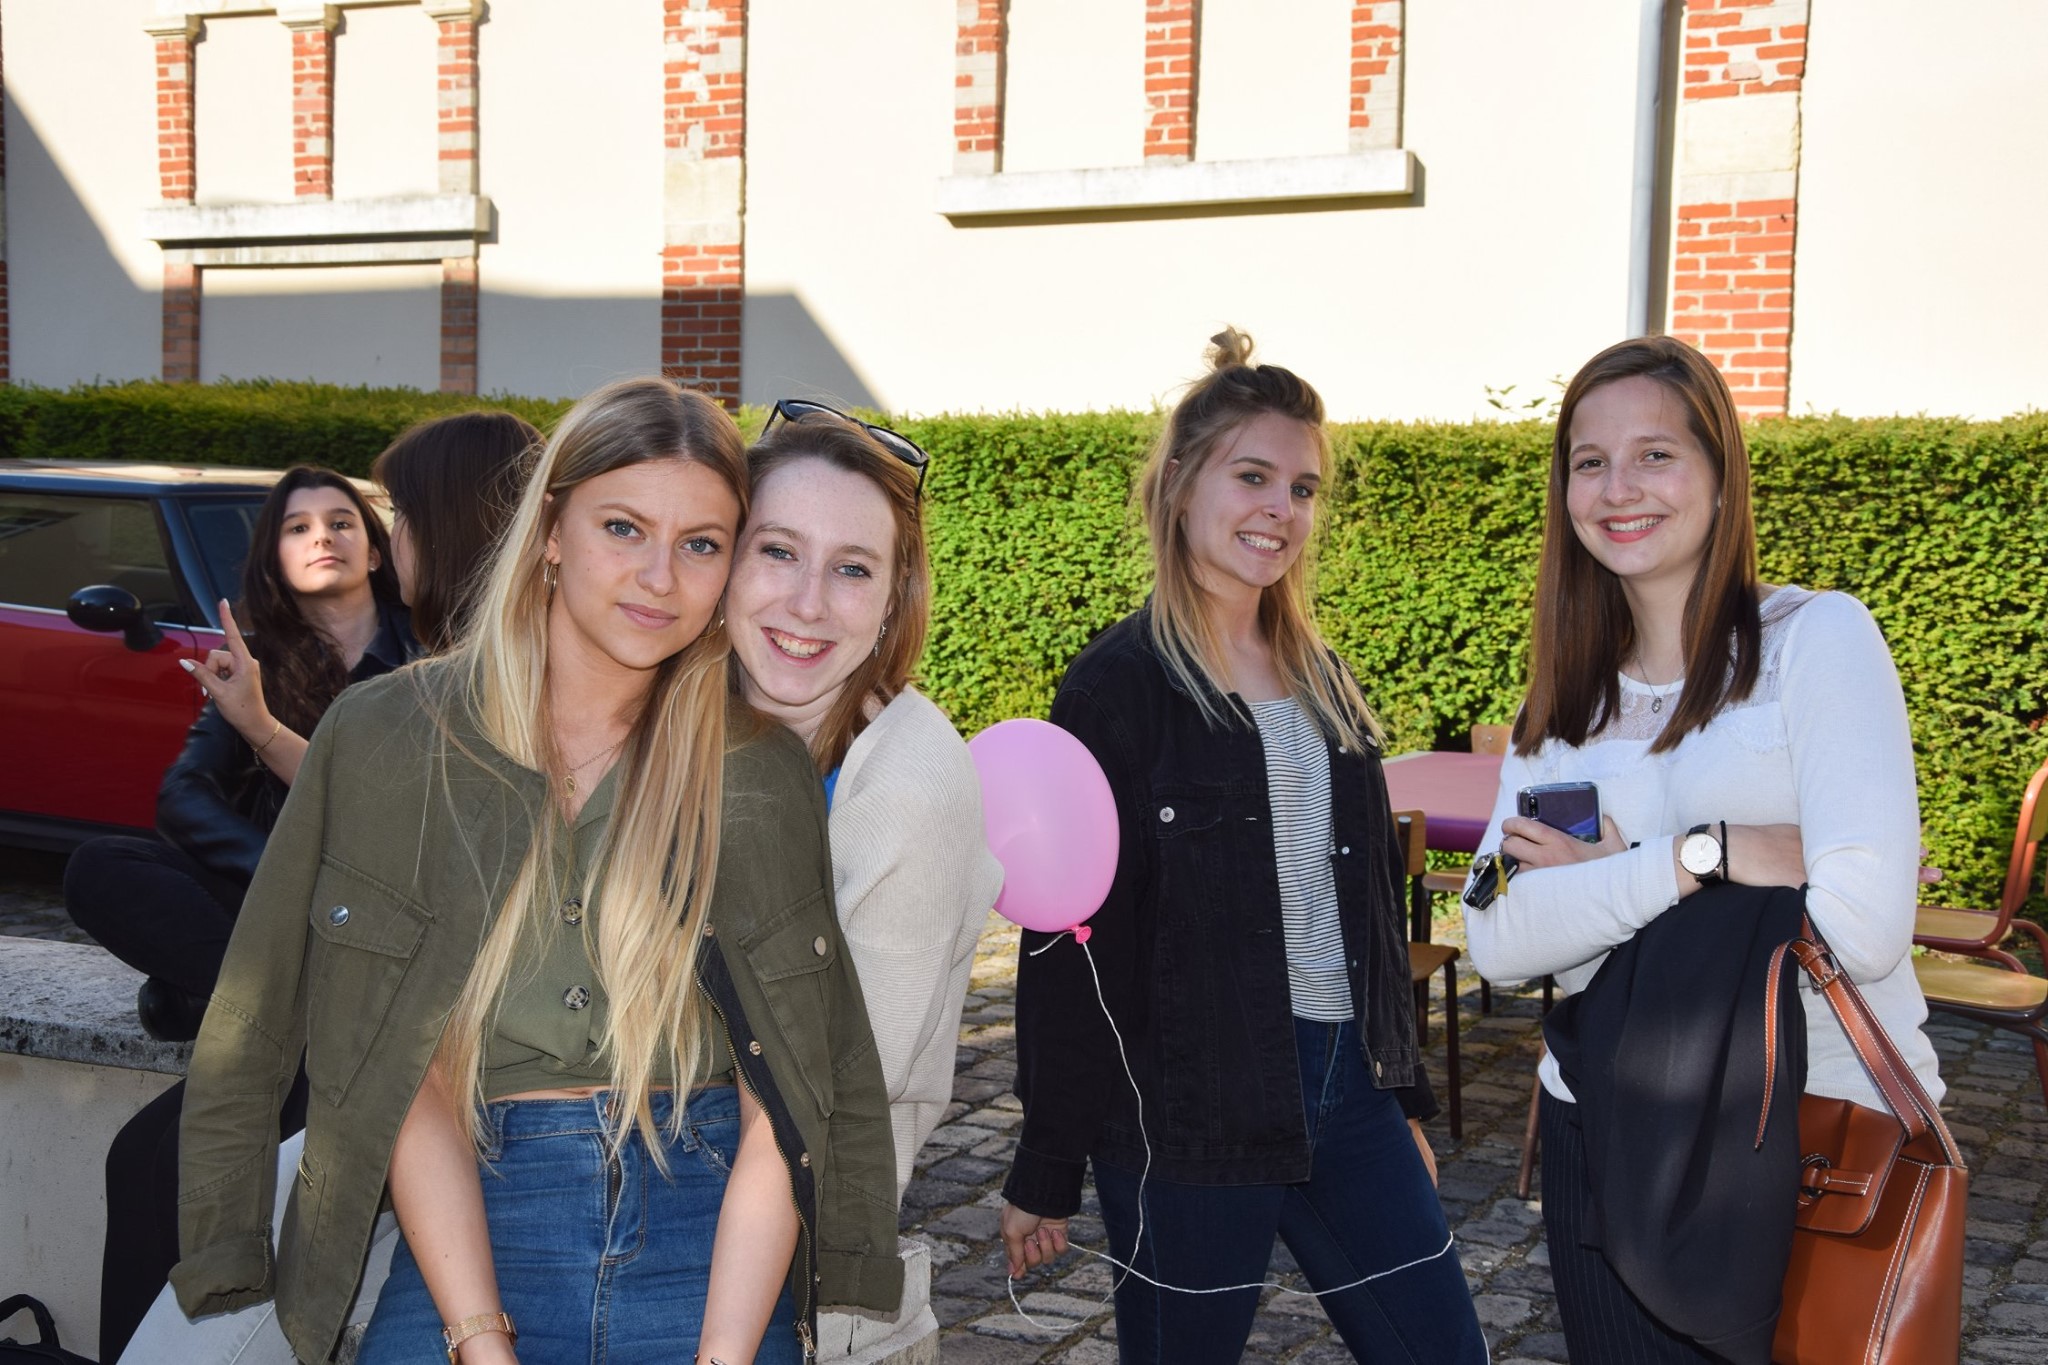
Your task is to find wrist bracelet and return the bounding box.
[443,1311,515,1363]
[253,718,284,753]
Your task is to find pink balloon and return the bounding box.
[968,718,1119,935]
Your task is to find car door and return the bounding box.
[0,488,203,836]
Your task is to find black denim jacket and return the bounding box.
[1003,606,1436,1218]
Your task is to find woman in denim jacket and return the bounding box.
[998,332,1486,1363]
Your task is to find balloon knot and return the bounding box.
[1072,925,1092,945]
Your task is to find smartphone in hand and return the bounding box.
[1518,781,1601,842]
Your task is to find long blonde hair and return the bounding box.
[436,376,749,1161]
[1139,329,1380,752]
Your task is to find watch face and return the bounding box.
[1681,833,1720,876]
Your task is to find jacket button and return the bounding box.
[327,905,349,926]
[1340,846,1350,856]
[799,1151,812,1168]
[1374,1060,1383,1078]
[1338,745,1348,754]
[560,897,583,926]
[748,1040,763,1056]
[812,935,828,956]
[1159,806,1175,823]
[563,986,591,1011]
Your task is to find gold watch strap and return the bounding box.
[443,1311,516,1362]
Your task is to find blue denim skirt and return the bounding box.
[356,1086,799,1365]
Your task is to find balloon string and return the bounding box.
[1007,937,1478,1357]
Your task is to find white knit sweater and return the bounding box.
[831,687,1005,1198]
[1464,587,1944,1113]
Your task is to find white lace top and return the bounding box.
[1463,587,1944,1111]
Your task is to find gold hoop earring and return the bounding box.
[543,560,558,594]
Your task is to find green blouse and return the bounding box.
[482,765,727,1097]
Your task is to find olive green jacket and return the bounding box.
[170,663,902,1364]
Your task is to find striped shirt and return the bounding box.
[1249,697,1353,1022]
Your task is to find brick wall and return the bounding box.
[1348,2,1403,152]
[425,1,481,392]
[1668,0,1810,417]
[284,7,337,198]
[955,0,1007,174]
[661,0,747,407]
[148,15,201,382]
[1143,0,1197,162]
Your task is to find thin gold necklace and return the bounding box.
[560,736,625,794]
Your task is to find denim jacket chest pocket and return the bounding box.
[303,857,430,1106]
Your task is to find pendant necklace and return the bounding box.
[561,736,625,795]
[1629,657,1685,714]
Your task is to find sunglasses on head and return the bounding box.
[762,398,931,497]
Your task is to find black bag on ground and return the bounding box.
[0,1296,96,1365]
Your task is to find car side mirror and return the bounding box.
[67,584,164,653]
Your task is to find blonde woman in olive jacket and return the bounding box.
[172,379,901,1365]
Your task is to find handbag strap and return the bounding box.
[0,1295,57,1347]
[1759,921,1964,1167]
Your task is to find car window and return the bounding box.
[0,492,185,621]
[183,498,263,611]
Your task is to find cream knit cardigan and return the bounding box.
[831,687,1005,1198]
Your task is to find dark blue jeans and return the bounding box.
[1094,1017,1487,1364]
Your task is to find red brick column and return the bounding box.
[1143,0,1197,163]
[660,0,747,408]
[954,0,1007,174]
[424,2,481,393]
[1668,0,1810,417]
[145,14,202,382]
[283,6,338,197]
[1347,2,1403,152]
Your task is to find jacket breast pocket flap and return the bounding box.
[738,891,839,1116]
[305,859,429,1105]
[741,890,839,982]
[1149,788,1235,925]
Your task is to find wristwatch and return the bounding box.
[1680,822,1727,884]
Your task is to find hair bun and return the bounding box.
[1207,327,1255,372]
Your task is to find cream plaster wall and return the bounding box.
[2,0,167,383]
[744,0,1640,419]
[472,0,665,398]
[202,263,442,388]
[1196,0,1350,163]
[1789,0,2048,419]
[333,3,438,201]
[0,1051,179,1361]
[195,13,293,205]
[1002,0,1146,174]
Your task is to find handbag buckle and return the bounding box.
[1796,1153,1833,1208]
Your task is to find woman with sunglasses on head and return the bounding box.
[727,400,1004,1351]
[999,332,1486,1364]
[1461,336,1942,1361]
[170,378,903,1365]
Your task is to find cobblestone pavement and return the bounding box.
[5,850,2040,1362]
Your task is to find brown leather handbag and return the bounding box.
[1767,935,1968,1365]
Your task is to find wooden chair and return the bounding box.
[1396,810,1461,1140]
[1420,724,1524,1015]
[1912,756,2048,1111]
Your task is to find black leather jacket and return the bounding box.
[1004,606,1435,1218]
[156,604,414,888]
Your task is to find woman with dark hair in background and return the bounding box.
[67,465,415,1361]
[374,409,540,652]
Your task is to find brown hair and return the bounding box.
[238,465,401,737]
[371,410,541,652]
[1139,328,1378,753]
[741,414,929,774]
[1513,335,1760,757]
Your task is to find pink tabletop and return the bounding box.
[1383,751,1504,855]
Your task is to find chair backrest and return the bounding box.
[1999,756,2048,923]
[1471,723,1513,756]
[1391,808,1429,879]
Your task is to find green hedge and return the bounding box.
[4,381,2043,916]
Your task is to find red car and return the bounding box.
[0,461,295,847]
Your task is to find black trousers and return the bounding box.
[65,835,245,996]
[1541,1092,1721,1364]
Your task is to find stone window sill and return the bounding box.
[937,150,1414,221]
[141,193,491,267]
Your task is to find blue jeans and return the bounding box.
[1094,1017,1486,1364]
[357,1087,799,1365]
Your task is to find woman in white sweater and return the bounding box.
[1463,337,1941,1363]
[726,401,1004,1195]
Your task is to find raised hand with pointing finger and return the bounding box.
[179,600,310,783]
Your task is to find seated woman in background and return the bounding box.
[1461,336,1943,1362]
